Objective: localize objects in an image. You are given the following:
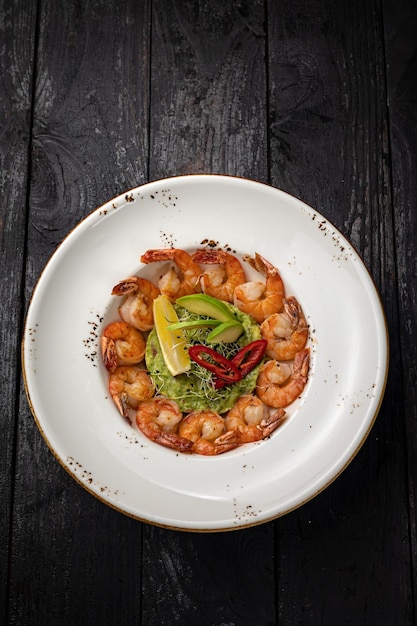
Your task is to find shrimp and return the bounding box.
[136,397,192,451]
[109,366,155,420]
[178,410,239,455]
[260,296,308,360]
[225,395,286,443]
[112,276,160,331]
[101,321,146,373]
[191,249,246,303]
[140,248,202,299]
[256,348,310,408]
[234,253,285,323]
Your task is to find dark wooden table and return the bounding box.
[1,0,416,623]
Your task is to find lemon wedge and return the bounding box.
[153,295,191,376]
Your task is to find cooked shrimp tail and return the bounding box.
[140,248,202,299]
[179,410,239,455]
[260,296,308,360]
[234,253,285,323]
[136,397,193,452]
[156,430,194,452]
[109,366,155,421]
[225,394,286,443]
[211,430,240,454]
[192,249,246,303]
[256,348,310,408]
[101,321,146,373]
[260,408,287,437]
[112,277,160,331]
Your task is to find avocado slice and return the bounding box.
[167,319,222,331]
[206,320,244,343]
[176,293,235,322]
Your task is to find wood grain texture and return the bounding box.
[383,0,417,612]
[10,1,151,624]
[0,1,37,623]
[142,525,277,625]
[25,0,151,272]
[268,0,412,623]
[149,0,268,181]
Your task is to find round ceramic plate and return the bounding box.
[22,175,388,531]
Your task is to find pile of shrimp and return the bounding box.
[101,247,310,456]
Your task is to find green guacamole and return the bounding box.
[145,303,262,413]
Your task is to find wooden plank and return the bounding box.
[383,0,417,615]
[143,525,276,624]
[143,1,276,624]
[10,1,151,624]
[149,0,268,180]
[267,0,412,622]
[0,0,38,623]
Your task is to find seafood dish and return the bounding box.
[101,247,310,456]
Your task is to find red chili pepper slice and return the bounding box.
[214,339,267,389]
[188,345,242,383]
[231,339,267,376]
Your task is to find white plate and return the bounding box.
[22,175,388,531]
